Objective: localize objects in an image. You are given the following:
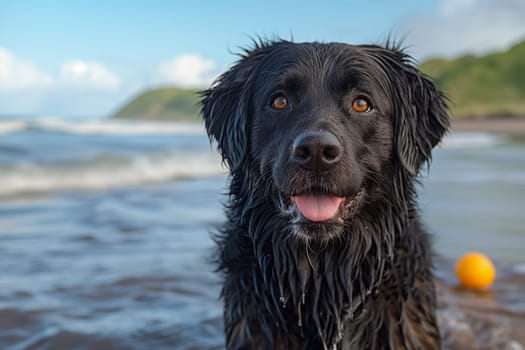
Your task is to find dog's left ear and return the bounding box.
[200,48,264,172]
[370,47,450,176]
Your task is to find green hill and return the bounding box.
[420,39,525,118]
[111,87,201,121]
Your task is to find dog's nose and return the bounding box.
[291,131,342,170]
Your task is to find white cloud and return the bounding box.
[437,0,477,16]
[403,0,525,59]
[0,47,123,116]
[0,47,54,91]
[154,54,217,88]
[59,60,121,91]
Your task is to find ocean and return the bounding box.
[0,116,524,349]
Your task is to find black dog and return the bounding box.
[201,40,449,350]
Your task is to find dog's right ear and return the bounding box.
[200,49,264,171]
[365,45,450,176]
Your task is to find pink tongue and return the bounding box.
[294,194,343,222]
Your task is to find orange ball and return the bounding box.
[455,252,496,289]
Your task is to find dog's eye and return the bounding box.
[271,95,288,110]
[352,98,371,113]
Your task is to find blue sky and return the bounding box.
[1,0,525,117]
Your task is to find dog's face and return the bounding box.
[250,43,395,240]
[202,41,449,241]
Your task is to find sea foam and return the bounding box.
[441,132,506,148]
[0,150,225,197]
[0,118,206,136]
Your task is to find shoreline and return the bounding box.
[452,117,525,134]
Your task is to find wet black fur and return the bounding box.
[201,40,449,349]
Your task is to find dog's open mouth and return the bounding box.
[280,188,366,224]
[293,194,344,222]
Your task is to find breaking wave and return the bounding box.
[0,118,205,136]
[0,150,224,197]
[440,132,506,148]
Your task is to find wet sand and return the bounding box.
[437,285,525,350]
[452,117,525,134]
[435,258,525,350]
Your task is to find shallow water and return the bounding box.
[0,118,524,349]
[0,178,225,349]
[421,133,525,264]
